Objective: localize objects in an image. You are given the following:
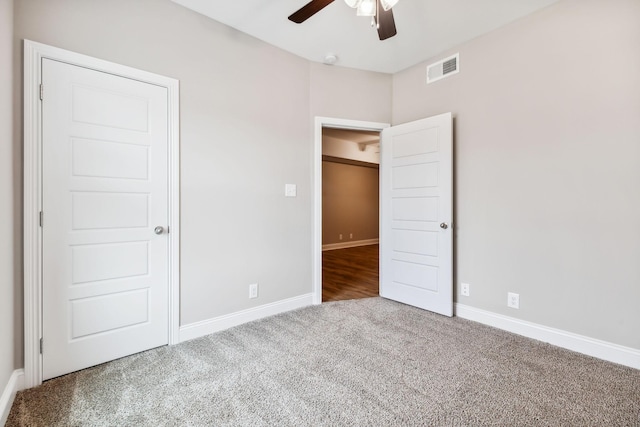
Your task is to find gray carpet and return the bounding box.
[7,298,640,426]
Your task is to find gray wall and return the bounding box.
[1,0,15,387]
[12,0,391,340]
[392,0,640,349]
[322,161,379,245]
[310,62,391,123]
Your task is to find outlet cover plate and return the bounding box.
[507,292,519,309]
[249,283,258,299]
[461,282,470,297]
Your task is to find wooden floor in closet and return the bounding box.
[322,244,379,302]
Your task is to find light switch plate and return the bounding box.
[285,184,297,197]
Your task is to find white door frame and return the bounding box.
[312,117,389,304]
[23,40,180,388]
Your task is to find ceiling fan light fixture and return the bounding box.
[356,0,376,16]
[380,0,399,11]
[344,0,363,8]
[288,0,397,41]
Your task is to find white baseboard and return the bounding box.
[455,303,640,370]
[0,369,24,426]
[179,293,314,343]
[322,239,379,251]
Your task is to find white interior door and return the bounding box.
[42,58,169,380]
[380,113,453,316]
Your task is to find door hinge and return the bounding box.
[40,338,43,354]
[39,84,43,101]
[39,211,43,227]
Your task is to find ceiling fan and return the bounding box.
[288,0,399,41]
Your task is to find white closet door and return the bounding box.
[42,58,170,380]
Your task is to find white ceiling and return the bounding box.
[171,0,558,74]
[323,128,379,144]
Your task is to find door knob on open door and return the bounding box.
[154,226,165,235]
[440,223,448,230]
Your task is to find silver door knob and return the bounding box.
[154,226,165,235]
[440,223,448,230]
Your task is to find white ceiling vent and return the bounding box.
[427,53,459,84]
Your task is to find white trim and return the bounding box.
[455,303,640,370]
[179,294,314,343]
[0,369,24,426]
[23,40,42,390]
[313,117,389,305]
[166,60,181,348]
[23,40,180,389]
[322,239,379,251]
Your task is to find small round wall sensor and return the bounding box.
[323,54,338,65]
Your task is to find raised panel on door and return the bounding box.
[42,58,169,380]
[380,113,453,316]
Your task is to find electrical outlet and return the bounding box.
[461,282,470,297]
[249,283,258,299]
[507,292,519,309]
[349,233,353,239]
[339,234,343,240]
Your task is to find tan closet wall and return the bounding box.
[322,160,379,246]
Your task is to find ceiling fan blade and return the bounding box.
[375,0,397,40]
[288,0,335,24]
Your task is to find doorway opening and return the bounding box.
[312,117,390,304]
[321,128,380,302]
[314,114,454,314]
